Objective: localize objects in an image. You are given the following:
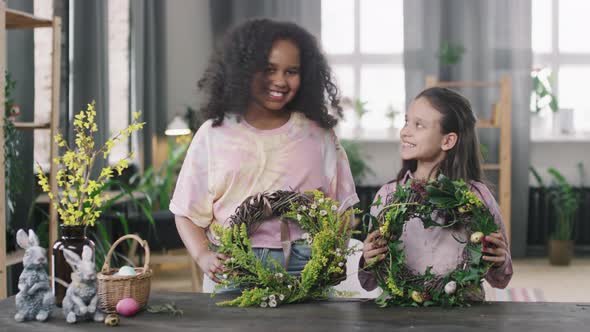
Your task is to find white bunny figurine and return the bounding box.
[62,245,104,324]
[14,229,55,322]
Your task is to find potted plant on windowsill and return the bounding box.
[530,67,566,134]
[530,166,579,265]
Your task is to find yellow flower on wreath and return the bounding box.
[36,101,144,226]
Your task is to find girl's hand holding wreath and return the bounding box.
[362,230,388,266]
[482,232,508,267]
[198,250,229,283]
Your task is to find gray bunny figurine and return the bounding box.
[62,245,104,323]
[14,229,55,322]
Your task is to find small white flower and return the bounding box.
[331,205,338,211]
[297,214,302,221]
[262,297,268,301]
[306,238,313,245]
[301,206,307,211]
[336,248,341,253]
[309,211,315,217]
[287,285,292,289]
[231,257,236,262]
[279,294,285,301]
[336,252,341,257]
[214,235,221,240]
[275,273,283,278]
[269,299,277,308]
[318,198,324,204]
[302,233,310,240]
[311,204,317,210]
[269,294,276,301]
[222,274,228,279]
[260,302,268,308]
[320,210,328,216]
[338,262,344,267]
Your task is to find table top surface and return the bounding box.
[1,292,589,332]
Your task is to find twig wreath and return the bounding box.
[211,190,360,308]
[367,175,498,307]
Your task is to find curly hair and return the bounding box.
[198,18,342,129]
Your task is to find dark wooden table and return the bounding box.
[1,292,589,331]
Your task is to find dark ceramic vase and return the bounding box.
[52,224,95,306]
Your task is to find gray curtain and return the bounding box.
[403,0,443,105]
[404,0,532,257]
[130,0,167,169]
[210,0,321,44]
[70,0,110,176]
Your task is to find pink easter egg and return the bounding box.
[116,297,140,317]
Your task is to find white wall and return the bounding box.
[530,141,590,187]
[356,141,401,187]
[164,0,212,123]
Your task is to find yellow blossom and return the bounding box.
[35,100,144,227]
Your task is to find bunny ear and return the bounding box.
[81,246,93,262]
[28,229,39,247]
[63,249,82,271]
[16,229,29,249]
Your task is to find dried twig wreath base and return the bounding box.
[211,190,359,308]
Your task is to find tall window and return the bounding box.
[532,0,590,131]
[33,0,53,170]
[33,1,131,170]
[108,0,130,164]
[321,0,405,130]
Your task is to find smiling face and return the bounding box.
[248,39,301,115]
[400,97,456,164]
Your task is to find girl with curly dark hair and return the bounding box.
[170,18,359,291]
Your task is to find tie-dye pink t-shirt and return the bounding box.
[170,112,359,248]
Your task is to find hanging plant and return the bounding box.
[4,71,22,226]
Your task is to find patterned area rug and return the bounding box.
[485,287,546,302]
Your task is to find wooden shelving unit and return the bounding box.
[426,75,512,242]
[0,3,61,299]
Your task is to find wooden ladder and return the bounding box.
[0,3,61,299]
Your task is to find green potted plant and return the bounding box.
[530,67,569,133]
[340,97,370,133]
[531,68,559,114]
[437,40,465,81]
[340,139,373,186]
[4,71,22,252]
[530,166,579,265]
[35,101,144,303]
[385,104,400,131]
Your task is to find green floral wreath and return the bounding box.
[368,175,498,307]
[211,190,359,308]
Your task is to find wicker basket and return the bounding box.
[97,234,152,313]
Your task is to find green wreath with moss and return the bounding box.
[211,190,360,308]
[367,174,498,307]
